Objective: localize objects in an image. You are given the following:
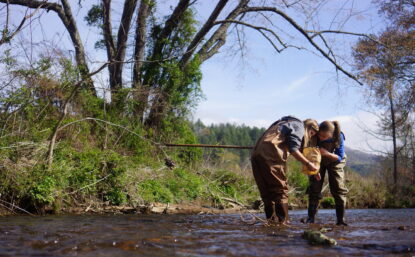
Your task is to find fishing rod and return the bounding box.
[163,143,254,149]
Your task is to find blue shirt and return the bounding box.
[320,132,345,162]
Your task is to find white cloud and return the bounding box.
[285,74,311,92]
[328,111,392,153]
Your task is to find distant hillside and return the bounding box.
[344,147,382,176]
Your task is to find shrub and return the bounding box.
[321,197,335,208]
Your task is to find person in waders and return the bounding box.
[251,116,320,224]
[307,120,348,226]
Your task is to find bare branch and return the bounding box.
[242,6,363,85]
[180,0,229,68]
[0,4,42,45]
[197,0,249,63]
[307,29,382,44]
[213,19,288,53]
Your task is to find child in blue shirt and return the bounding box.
[307,121,349,226]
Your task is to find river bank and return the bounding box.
[0,201,259,217]
[1,198,412,218]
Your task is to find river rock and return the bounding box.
[302,230,337,246]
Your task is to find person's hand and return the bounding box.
[313,173,321,181]
[306,161,318,171]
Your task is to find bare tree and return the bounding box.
[352,0,414,187]
[0,0,96,95]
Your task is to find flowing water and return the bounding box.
[0,209,414,256]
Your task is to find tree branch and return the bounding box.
[242,6,363,85]
[197,0,249,63]
[213,19,288,53]
[180,0,229,68]
[0,6,41,45]
[307,29,382,44]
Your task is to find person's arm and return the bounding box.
[291,150,321,181]
[291,150,318,171]
[320,148,339,162]
[334,132,345,162]
[320,133,345,162]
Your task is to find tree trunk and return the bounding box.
[102,0,138,105]
[133,0,151,121]
[388,85,398,188]
[113,0,138,90]
[102,0,117,101]
[142,0,191,127]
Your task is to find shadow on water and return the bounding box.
[0,209,414,256]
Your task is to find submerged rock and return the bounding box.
[302,230,337,246]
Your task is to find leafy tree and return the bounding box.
[352,0,414,187]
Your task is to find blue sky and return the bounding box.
[2,0,391,152]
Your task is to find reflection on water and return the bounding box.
[0,209,414,256]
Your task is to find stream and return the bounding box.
[0,209,414,256]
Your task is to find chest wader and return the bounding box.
[251,120,293,224]
[307,140,348,225]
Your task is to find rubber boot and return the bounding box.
[264,201,275,220]
[306,201,319,224]
[335,204,348,226]
[275,202,290,224]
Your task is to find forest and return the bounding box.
[0,0,414,214]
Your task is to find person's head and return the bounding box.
[318,121,341,147]
[303,119,319,147]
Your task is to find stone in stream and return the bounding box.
[302,230,337,246]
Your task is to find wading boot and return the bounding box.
[306,201,319,224]
[275,203,290,224]
[335,204,348,226]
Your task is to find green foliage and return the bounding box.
[166,168,203,201]
[161,119,202,165]
[287,158,309,193]
[29,177,57,205]
[105,188,127,205]
[137,168,203,203]
[138,180,174,203]
[84,4,103,27]
[135,166,258,207]
[321,197,335,208]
